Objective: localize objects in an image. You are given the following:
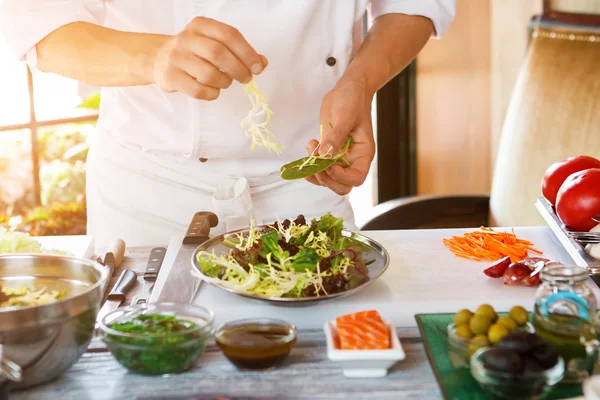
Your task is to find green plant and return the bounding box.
[38,124,92,163]
[40,160,86,206]
[2,93,100,235]
[17,199,87,236]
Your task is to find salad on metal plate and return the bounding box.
[193,213,372,298]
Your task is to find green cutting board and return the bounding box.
[414,313,584,400]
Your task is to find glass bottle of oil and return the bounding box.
[534,264,599,383]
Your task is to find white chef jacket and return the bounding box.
[0,1,455,247]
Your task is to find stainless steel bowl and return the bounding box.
[0,254,109,389]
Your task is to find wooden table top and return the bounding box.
[13,246,442,400]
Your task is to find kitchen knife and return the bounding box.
[131,247,166,305]
[96,269,137,327]
[107,238,126,269]
[100,239,126,294]
[155,212,218,304]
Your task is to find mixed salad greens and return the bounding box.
[194,213,371,298]
[0,285,67,309]
[0,227,71,309]
[0,227,68,255]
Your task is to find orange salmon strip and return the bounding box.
[336,310,391,350]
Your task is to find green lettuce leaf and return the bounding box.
[289,248,320,272]
[259,230,289,264]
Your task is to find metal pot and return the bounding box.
[0,254,109,389]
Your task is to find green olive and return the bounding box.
[475,304,498,322]
[497,317,518,333]
[468,334,490,352]
[455,324,474,339]
[509,306,529,326]
[488,323,510,344]
[469,315,492,336]
[453,309,473,327]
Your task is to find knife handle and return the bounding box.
[144,247,166,280]
[183,212,219,245]
[107,238,126,267]
[107,269,137,302]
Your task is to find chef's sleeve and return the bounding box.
[369,0,456,38]
[0,0,106,69]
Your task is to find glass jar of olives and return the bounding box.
[533,264,599,383]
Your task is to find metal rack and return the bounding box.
[535,197,599,273]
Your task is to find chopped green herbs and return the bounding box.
[105,314,206,375]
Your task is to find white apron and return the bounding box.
[86,131,356,248]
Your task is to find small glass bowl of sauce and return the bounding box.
[215,318,297,371]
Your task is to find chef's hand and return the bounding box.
[153,17,267,100]
[305,79,376,195]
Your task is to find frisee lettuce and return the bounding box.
[241,77,284,154]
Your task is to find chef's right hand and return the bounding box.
[152,17,267,100]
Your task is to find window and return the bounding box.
[0,37,97,234]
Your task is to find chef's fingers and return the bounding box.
[172,51,233,89]
[313,171,352,196]
[259,54,269,69]
[305,175,321,186]
[307,139,319,155]
[165,68,220,100]
[325,157,370,187]
[319,106,355,157]
[185,36,251,84]
[189,17,263,80]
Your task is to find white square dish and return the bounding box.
[323,319,406,378]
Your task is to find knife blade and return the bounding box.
[131,247,166,305]
[96,269,137,327]
[155,212,218,304]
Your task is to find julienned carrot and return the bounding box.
[443,227,543,263]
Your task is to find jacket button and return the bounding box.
[199,158,208,163]
[326,57,337,66]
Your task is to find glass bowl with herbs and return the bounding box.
[98,303,215,376]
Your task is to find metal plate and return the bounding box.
[190,227,390,305]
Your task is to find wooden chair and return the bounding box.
[361,12,600,231]
[359,195,490,230]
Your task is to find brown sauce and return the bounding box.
[215,323,296,370]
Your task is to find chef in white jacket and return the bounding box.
[0,1,455,247]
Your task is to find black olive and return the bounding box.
[532,343,559,369]
[521,356,544,374]
[498,332,533,355]
[525,333,544,348]
[482,348,522,374]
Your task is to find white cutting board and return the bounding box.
[176,227,600,329]
[31,235,94,259]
